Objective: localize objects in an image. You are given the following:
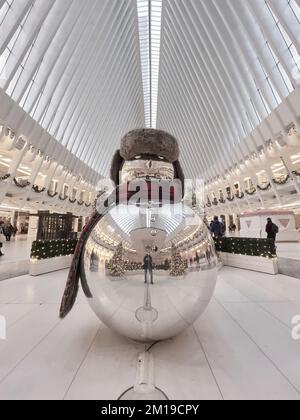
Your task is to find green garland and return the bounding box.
[207,197,212,205]
[13,178,31,188]
[273,175,290,185]
[227,195,235,202]
[0,174,11,181]
[47,190,58,198]
[245,188,256,196]
[124,261,144,271]
[257,183,271,191]
[31,239,77,260]
[214,237,277,259]
[32,185,46,193]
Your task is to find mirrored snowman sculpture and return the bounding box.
[60,129,218,343]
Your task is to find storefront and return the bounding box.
[0,208,31,237]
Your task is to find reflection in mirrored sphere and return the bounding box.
[81,202,218,342]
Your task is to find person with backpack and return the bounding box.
[266,218,279,241]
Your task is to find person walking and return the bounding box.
[4,223,14,242]
[12,225,18,237]
[0,223,5,256]
[266,218,279,241]
[210,216,223,238]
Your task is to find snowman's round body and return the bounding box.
[81,177,218,342]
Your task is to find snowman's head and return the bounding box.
[110,129,184,190]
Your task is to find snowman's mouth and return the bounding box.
[121,158,175,183]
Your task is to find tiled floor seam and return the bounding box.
[214,297,300,396]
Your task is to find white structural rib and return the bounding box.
[0,0,145,178]
[157,0,300,181]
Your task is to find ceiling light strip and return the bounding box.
[137,0,162,128]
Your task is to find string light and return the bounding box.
[30,239,77,260]
[214,237,277,259]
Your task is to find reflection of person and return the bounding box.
[210,217,223,237]
[90,250,99,272]
[144,253,153,285]
[206,245,212,265]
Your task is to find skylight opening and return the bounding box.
[137,0,162,128]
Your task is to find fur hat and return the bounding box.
[120,129,179,162]
[110,129,184,187]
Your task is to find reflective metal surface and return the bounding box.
[121,159,175,183]
[81,202,218,342]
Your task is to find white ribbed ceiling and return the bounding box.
[1,0,300,182]
[157,0,300,180]
[0,0,144,177]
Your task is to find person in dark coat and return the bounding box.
[4,223,14,241]
[210,216,223,237]
[229,223,237,233]
[144,252,154,285]
[266,218,279,240]
[0,223,4,256]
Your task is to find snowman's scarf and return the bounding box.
[59,210,102,318]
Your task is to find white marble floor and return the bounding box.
[0,237,32,281]
[0,236,32,264]
[277,242,300,261]
[0,267,300,400]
